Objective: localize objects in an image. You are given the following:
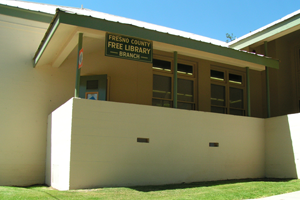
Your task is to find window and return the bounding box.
[152,74,172,107]
[210,68,245,116]
[152,57,196,110]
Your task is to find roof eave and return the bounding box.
[34,9,279,69]
[0,3,53,23]
[229,13,300,50]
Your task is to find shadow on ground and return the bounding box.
[128,178,295,192]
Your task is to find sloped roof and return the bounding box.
[229,9,300,49]
[0,0,228,47]
[0,0,279,70]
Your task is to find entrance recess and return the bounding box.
[79,75,107,100]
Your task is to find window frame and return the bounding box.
[210,66,246,116]
[177,59,197,110]
[152,55,197,110]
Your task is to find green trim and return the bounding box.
[230,13,300,50]
[33,16,60,67]
[57,11,279,69]
[264,41,271,118]
[0,4,53,23]
[266,67,271,118]
[246,67,251,117]
[75,33,83,98]
[173,51,178,108]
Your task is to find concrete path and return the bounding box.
[246,191,300,199]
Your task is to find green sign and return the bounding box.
[105,33,152,63]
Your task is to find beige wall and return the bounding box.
[0,14,76,186]
[265,113,300,178]
[49,98,266,190]
[79,47,153,105]
[77,47,262,117]
[46,98,300,190]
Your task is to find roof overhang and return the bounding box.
[33,9,279,70]
[0,3,53,23]
[229,10,300,50]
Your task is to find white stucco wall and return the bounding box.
[46,99,74,190]
[53,98,266,190]
[0,14,75,186]
[265,113,300,178]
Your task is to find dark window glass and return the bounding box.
[230,87,243,109]
[86,80,98,89]
[178,102,194,110]
[178,63,193,75]
[211,84,225,106]
[177,79,193,102]
[153,59,171,71]
[152,99,172,107]
[211,70,224,81]
[153,75,172,99]
[229,109,244,116]
[211,106,226,114]
[229,73,242,84]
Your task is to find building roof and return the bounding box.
[0,0,227,47]
[229,9,300,50]
[0,0,280,70]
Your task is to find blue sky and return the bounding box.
[30,0,300,42]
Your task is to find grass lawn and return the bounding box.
[1,179,300,200]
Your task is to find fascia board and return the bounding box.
[229,14,300,50]
[0,4,53,23]
[58,11,279,69]
[33,15,60,67]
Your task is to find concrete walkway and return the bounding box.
[246,191,300,199]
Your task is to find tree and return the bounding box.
[226,33,236,43]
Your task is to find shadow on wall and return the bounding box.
[265,114,300,178]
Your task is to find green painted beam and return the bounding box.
[75,33,83,98]
[33,17,60,67]
[57,11,279,69]
[246,67,251,117]
[265,41,271,118]
[230,13,300,50]
[0,4,53,23]
[173,51,178,108]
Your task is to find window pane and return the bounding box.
[229,73,242,84]
[211,84,225,106]
[178,63,193,75]
[177,79,193,102]
[152,99,172,107]
[230,87,243,109]
[153,75,172,99]
[211,70,224,81]
[153,59,171,71]
[230,109,244,116]
[211,106,226,114]
[178,102,194,110]
[86,80,98,89]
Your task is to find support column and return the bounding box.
[75,33,83,98]
[264,41,271,118]
[173,51,178,108]
[246,67,251,117]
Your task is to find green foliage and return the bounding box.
[0,179,300,200]
[226,33,236,43]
